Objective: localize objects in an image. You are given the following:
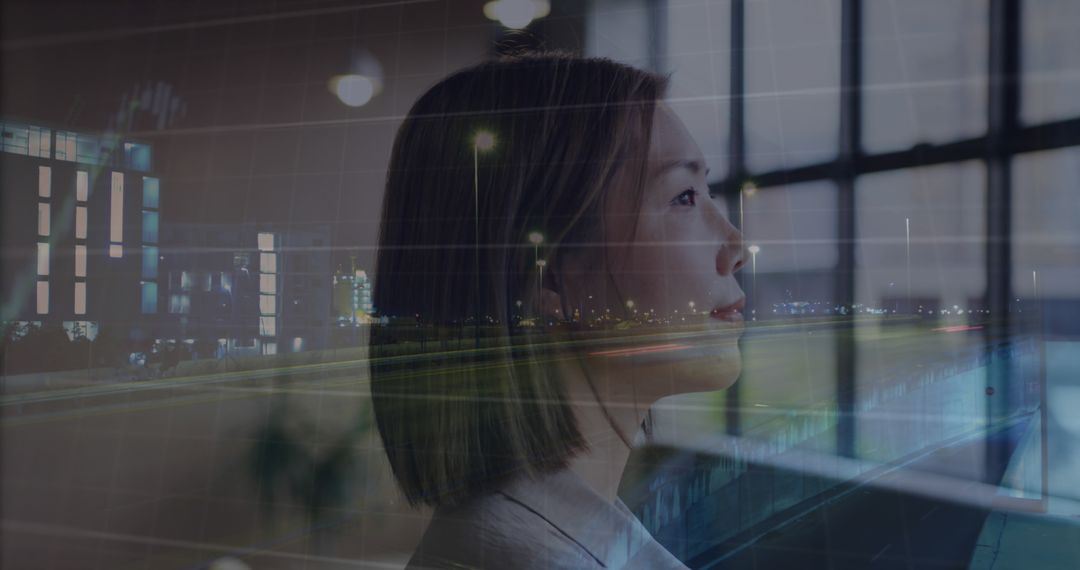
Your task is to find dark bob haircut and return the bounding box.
[370,52,668,507]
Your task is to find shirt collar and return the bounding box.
[499,469,673,568]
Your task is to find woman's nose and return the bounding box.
[715,215,746,276]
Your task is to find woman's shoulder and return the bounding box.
[406,489,601,570]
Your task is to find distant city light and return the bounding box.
[331,74,377,107]
[474,130,496,152]
[528,231,544,245]
[483,0,550,29]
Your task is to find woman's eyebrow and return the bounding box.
[653,159,708,179]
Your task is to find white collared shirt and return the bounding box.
[407,469,688,569]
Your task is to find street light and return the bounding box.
[748,245,760,320]
[473,130,496,348]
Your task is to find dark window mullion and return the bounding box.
[723,0,747,438]
[984,0,1020,484]
[835,0,861,459]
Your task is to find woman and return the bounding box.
[371,52,746,569]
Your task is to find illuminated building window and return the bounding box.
[141,282,158,314]
[75,245,87,277]
[38,166,51,197]
[260,294,276,315]
[109,244,122,258]
[142,211,158,243]
[142,246,159,279]
[258,232,274,252]
[125,142,152,171]
[36,281,49,314]
[259,274,276,294]
[75,207,87,239]
[260,253,277,273]
[142,177,159,208]
[262,342,277,356]
[168,294,191,314]
[259,316,277,337]
[74,282,86,315]
[110,171,123,245]
[36,242,49,276]
[76,171,89,201]
[38,203,50,236]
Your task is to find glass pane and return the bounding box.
[142,211,158,244]
[140,281,157,314]
[862,0,988,152]
[586,0,651,66]
[38,165,50,197]
[739,180,839,444]
[74,282,86,315]
[36,242,49,276]
[855,161,988,470]
[666,0,730,182]
[75,245,87,277]
[76,171,88,201]
[142,246,159,280]
[1022,0,1080,124]
[37,203,50,237]
[744,0,840,172]
[142,177,159,208]
[856,161,986,312]
[75,207,87,239]
[1012,147,1080,299]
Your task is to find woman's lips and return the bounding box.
[710,297,746,322]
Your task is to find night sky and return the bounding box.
[2,0,507,271]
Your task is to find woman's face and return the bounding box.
[564,103,746,401]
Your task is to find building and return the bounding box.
[158,223,333,356]
[1,119,160,343]
[332,258,375,325]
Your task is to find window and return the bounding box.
[37,203,50,236]
[260,252,276,274]
[36,281,48,314]
[76,171,89,201]
[142,211,158,243]
[142,246,159,279]
[109,244,122,258]
[36,242,49,276]
[855,161,986,311]
[260,294,276,315]
[125,142,152,171]
[258,232,275,252]
[140,282,158,314]
[74,282,86,315]
[1022,0,1080,124]
[110,172,123,245]
[38,166,51,197]
[745,0,840,172]
[74,245,87,277]
[862,0,989,152]
[259,316,277,337]
[169,294,191,314]
[259,274,276,294]
[142,177,159,208]
[75,206,87,239]
[1012,147,1080,298]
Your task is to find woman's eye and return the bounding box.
[670,188,697,207]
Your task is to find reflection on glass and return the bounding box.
[1022,0,1080,124]
[855,161,988,473]
[856,161,986,313]
[862,0,988,152]
[745,0,840,172]
[666,0,730,182]
[1012,147,1080,298]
